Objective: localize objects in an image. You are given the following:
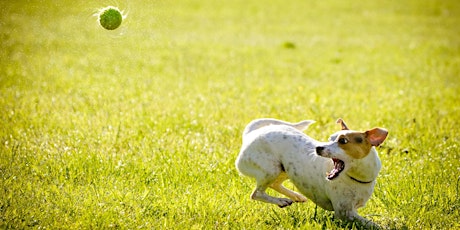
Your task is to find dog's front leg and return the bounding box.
[334,208,380,229]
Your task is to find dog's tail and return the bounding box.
[243,118,315,136]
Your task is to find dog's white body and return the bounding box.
[236,118,388,227]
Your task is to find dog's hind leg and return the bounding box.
[250,173,294,208]
[270,174,307,203]
[237,148,296,208]
[251,185,294,208]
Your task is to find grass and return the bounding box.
[1,0,459,229]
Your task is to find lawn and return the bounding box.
[1,0,459,229]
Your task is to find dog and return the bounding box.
[235,118,388,227]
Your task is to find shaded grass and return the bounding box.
[1,0,460,229]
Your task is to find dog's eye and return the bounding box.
[338,137,348,144]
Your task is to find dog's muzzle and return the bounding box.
[316,146,325,155]
[315,146,345,180]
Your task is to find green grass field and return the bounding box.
[1,0,459,229]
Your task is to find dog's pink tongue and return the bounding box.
[328,168,340,180]
[327,159,344,180]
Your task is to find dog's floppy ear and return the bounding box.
[365,128,388,147]
[336,118,349,130]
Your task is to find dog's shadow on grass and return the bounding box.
[265,206,408,230]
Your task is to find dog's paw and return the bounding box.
[277,198,294,208]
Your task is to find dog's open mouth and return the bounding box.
[327,158,345,180]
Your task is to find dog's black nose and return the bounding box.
[316,146,324,154]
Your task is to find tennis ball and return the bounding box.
[98,6,123,30]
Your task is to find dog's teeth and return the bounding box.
[327,159,344,180]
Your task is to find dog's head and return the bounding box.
[316,119,388,180]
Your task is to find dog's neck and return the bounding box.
[348,174,374,184]
[346,147,381,184]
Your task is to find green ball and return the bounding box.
[98,6,123,30]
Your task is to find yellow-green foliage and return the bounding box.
[1,0,459,229]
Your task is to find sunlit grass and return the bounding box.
[1,0,459,229]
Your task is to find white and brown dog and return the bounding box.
[236,118,388,227]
